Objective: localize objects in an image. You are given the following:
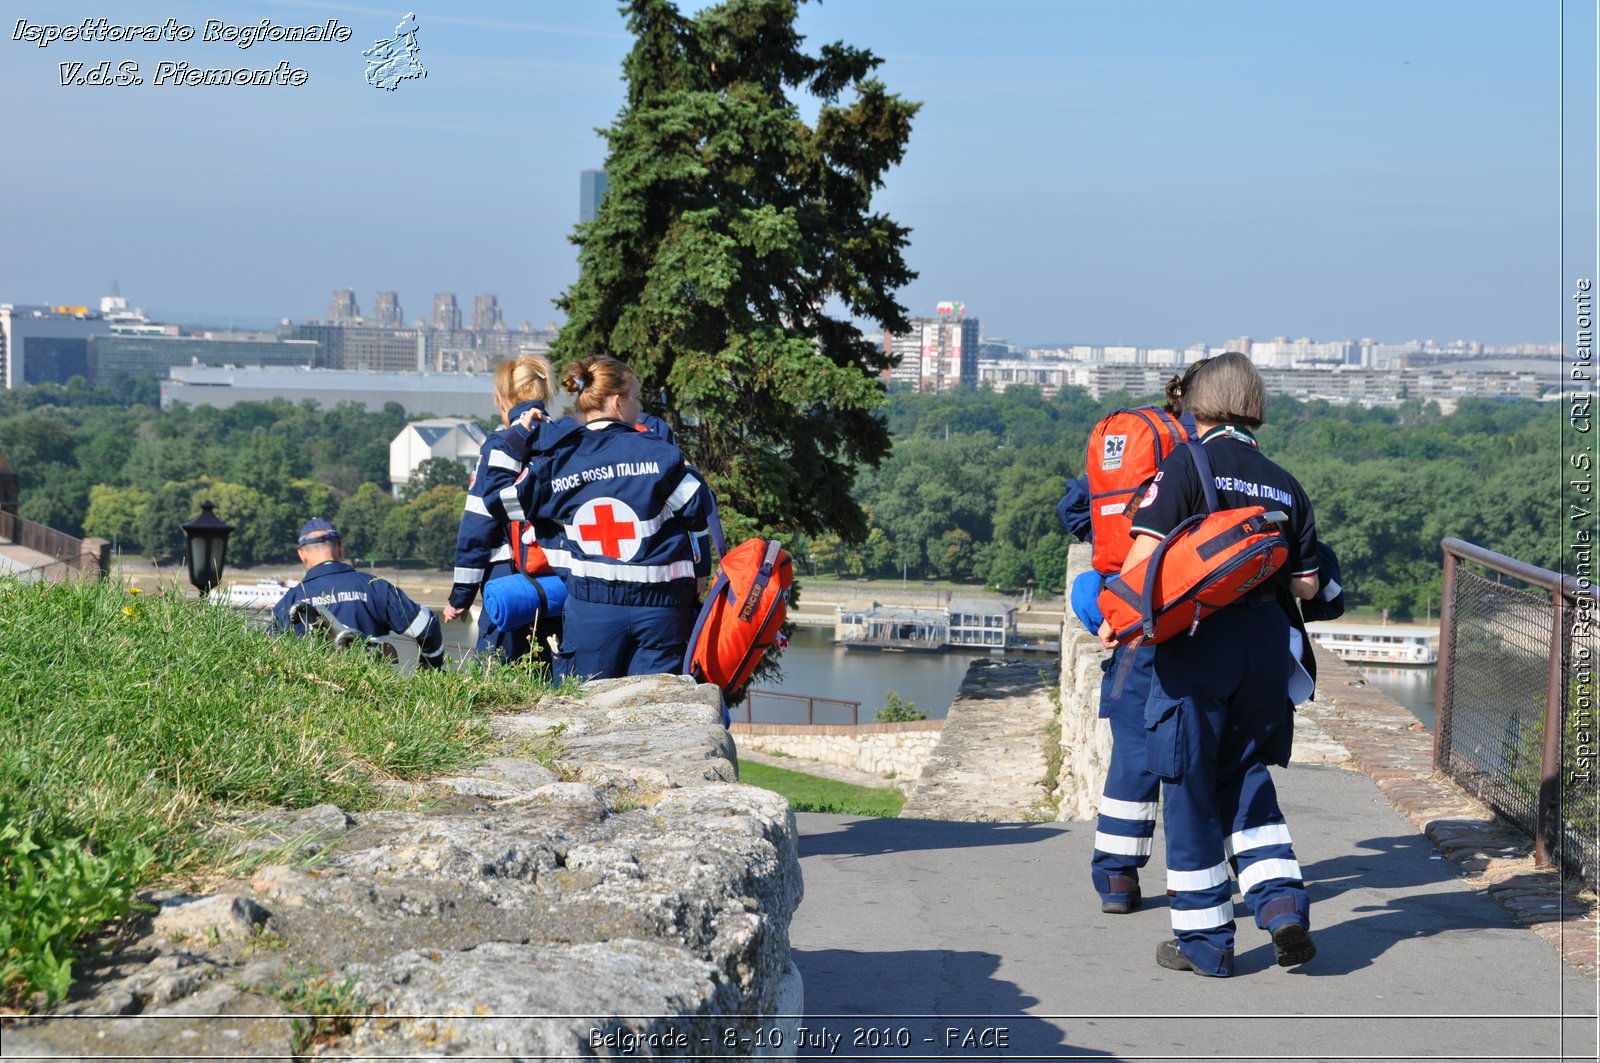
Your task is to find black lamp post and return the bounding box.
[180,501,234,596]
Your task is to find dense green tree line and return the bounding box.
[0,377,471,567]
[0,377,1562,615]
[810,387,1561,619]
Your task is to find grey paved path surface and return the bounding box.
[789,762,1599,1062]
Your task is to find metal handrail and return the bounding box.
[1436,537,1597,868]
[737,690,861,727]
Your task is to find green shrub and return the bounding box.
[875,690,925,723]
[0,794,153,1007]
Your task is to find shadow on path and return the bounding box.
[793,947,1118,1061]
[798,813,1068,858]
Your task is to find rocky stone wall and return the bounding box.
[731,721,942,789]
[1055,545,1114,821]
[5,675,805,1061]
[901,657,1060,822]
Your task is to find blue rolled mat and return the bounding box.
[482,573,567,630]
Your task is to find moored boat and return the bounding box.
[226,578,291,611]
[1307,622,1439,665]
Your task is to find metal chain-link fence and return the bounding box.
[1436,542,1599,888]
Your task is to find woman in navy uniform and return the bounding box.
[492,355,713,682]
[1100,351,1321,977]
[272,518,445,669]
[442,355,555,664]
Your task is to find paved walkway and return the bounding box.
[777,649,1599,1060]
[790,763,1598,1061]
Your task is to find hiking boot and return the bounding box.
[1101,887,1142,915]
[1271,921,1316,968]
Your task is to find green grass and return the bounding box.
[739,761,905,818]
[0,576,559,1008]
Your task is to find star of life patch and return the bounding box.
[1101,434,1127,471]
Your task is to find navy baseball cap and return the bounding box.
[297,517,340,547]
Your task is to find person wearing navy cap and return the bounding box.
[271,517,446,670]
[1099,351,1322,977]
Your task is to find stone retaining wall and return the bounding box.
[902,657,1060,821]
[5,675,805,1061]
[731,721,943,788]
[1055,546,1114,821]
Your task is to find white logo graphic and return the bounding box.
[572,497,643,561]
[364,12,425,90]
[1102,434,1127,471]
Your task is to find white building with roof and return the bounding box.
[389,418,487,496]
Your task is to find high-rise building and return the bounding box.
[329,289,361,322]
[0,305,102,388]
[371,291,403,328]
[431,293,462,333]
[292,323,426,373]
[472,294,503,333]
[580,169,608,224]
[885,302,980,393]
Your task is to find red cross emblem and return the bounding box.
[573,498,642,560]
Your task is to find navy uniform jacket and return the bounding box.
[477,410,707,588]
[271,561,445,666]
[448,399,546,610]
[485,417,713,608]
[1130,425,1320,592]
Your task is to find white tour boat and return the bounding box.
[1307,622,1439,665]
[226,578,291,611]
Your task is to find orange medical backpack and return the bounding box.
[1098,442,1288,646]
[683,502,792,698]
[1086,407,1190,574]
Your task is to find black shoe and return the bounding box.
[1155,939,1195,972]
[1156,938,1233,977]
[1271,921,1316,967]
[1101,888,1142,915]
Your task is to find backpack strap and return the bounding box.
[1138,512,1207,643]
[1183,441,1221,514]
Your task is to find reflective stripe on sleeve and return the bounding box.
[1224,823,1293,858]
[1165,862,1230,892]
[464,495,491,517]
[1093,832,1152,857]
[1169,902,1234,932]
[1237,858,1303,895]
[489,543,513,563]
[665,474,703,514]
[453,566,484,584]
[498,484,526,522]
[403,607,434,640]
[1099,797,1158,822]
[488,450,522,471]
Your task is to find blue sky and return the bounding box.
[1,0,1592,347]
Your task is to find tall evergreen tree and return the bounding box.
[554,0,919,542]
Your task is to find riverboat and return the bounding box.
[226,578,291,611]
[1307,622,1439,665]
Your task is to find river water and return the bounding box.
[758,626,1438,729]
[444,614,1436,729]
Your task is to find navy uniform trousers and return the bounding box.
[1092,642,1160,904]
[1147,600,1309,977]
[555,596,694,683]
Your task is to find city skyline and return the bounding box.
[2,2,1594,348]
